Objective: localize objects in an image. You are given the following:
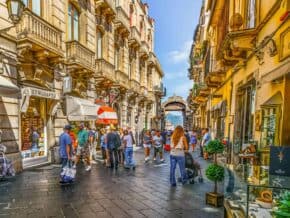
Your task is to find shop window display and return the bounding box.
[21,98,46,159]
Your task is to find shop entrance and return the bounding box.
[21,97,47,167]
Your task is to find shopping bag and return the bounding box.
[60,161,76,183]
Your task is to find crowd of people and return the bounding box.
[58,122,212,186]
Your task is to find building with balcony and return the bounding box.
[187,1,290,211]
[0,0,163,170]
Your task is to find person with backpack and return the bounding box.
[106,125,121,169]
[169,126,189,187]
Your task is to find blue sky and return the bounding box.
[146,0,203,100]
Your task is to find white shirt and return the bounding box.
[123,134,133,147]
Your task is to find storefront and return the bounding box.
[20,87,60,168]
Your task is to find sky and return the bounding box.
[145,0,203,100]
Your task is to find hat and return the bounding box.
[64,124,72,130]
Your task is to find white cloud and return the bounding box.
[167,40,192,64]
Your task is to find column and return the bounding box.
[121,93,128,128]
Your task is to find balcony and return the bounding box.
[96,15,111,32]
[129,79,141,94]
[147,91,155,102]
[140,86,148,97]
[140,41,150,58]
[66,41,95,72]
[95,58,115,81]
[114,6,130,34]
[153,84,165,97]
[16,9,63,58]
[129,27,141,47]
[95,0,116,14]
[204,56,225,88]
[115,69,129,89]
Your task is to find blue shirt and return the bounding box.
[203,133,211,146]
[190,135,197,144]
[59,132,72,158]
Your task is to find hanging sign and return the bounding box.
[269,146,290,177]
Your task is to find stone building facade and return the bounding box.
[188,0,290,169]
[0,0,164,170]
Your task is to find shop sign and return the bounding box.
[22,87,59,99]
[269,146,290,177]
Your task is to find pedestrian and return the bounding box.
[184,130,190,146]
[100,129,107,165]
[127,127,136,146]
[74,123,91,171]
[152,130,165,162]
[143,130,152,163]
[169,125,188,187]
[190,130,198,152]
[88,127,97,161]
[30,127,39,152]
[59,125,73,183]
[201,128,211,159]
[123,129,135,169]
[106,125,121,169]
[118,128,125,165]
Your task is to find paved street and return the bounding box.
[0,149,223,218]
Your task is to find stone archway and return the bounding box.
[162,95,188,130]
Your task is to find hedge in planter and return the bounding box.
[273,191,290,218]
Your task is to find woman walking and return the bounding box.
[123,129,135,169]
[170,126,188,187]
[143,130,152,163]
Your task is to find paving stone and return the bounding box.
[0,149,223,217]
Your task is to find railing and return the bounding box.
[147,91,155,101]
[129,27,141,45]
[115,6,130,31]
[95,58,115,80]
[16,9,63,55]
[66,41,95,70]
[116,69,129,88]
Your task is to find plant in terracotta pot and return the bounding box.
[204,139,225,207]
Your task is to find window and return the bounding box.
[23,0,41,16]
[68,3,79,41]
[96,31,103,59]
[246,0,256,28]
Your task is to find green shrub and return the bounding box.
[205,139,224,154]
[206,164,225,182]
[274,191,290,218]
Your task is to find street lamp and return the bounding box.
[6,0,25,24]
[0,0,24,33]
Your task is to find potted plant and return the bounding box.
[204,139,225,207]
[273,191,290,218]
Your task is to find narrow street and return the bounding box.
[0,148,223,218]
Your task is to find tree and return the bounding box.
[205,139,225,194]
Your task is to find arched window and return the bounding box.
[23,0,41,16]
[68,3,79,41]
[96,31,103,59]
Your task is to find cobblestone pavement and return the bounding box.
[0,148,223,218]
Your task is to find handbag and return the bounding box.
[164,144,171,152]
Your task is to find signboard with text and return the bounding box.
[269,146,290,177]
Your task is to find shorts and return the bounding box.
[76,146,90,157]
[154,146,163,153]
[143,144,151,148]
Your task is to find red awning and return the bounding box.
[96,106,118,125]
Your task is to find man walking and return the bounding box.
[106,125,121,169]
[75,123,91,171]
[59,125,72,183]
[201,128,211,159]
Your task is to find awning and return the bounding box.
[96,105,118,125]
[0,75,20,98]
[66,96,100,121]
